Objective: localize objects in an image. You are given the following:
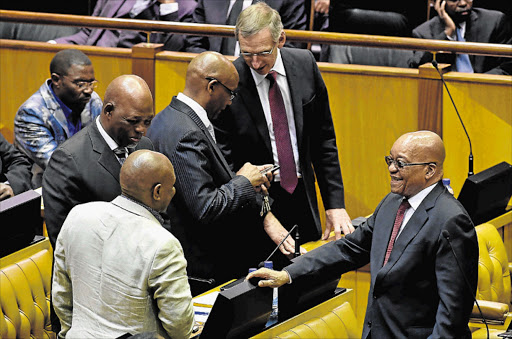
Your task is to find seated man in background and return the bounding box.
[42,74,154,248]
[52,150,194,339]
[185,0,307,55]
[409,0,512,75]
[49,0,197,51]
[14,49,102,188]
[248,131,478,339]
[147,51,302,296]
[0,132,32,200]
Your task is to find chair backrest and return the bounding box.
[0,237,55,339]
[274,301,361,339]
[475,223,511,307]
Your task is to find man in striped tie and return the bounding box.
[249,130,478,339]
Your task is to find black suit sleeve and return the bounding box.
[0,133,32,194]
[42,146,87,247]
[171,129,256,224]
[307,51,345,209]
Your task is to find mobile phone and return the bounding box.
[260,165,280,174]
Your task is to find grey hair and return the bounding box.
[235,2,283,42]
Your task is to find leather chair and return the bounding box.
[470,223,512,336]
[323,8,414,67]
[274,301,361,338]
[0,237,55,339]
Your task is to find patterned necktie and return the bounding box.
[267,71,297,194]
[207,124,217,143]
[220,0,244,55]
[383,199,410,266]
[113,147,128,165]
[455,27,474,73]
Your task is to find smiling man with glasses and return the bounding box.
[212,2,354,265]
[14,49,103,188]
[409,0,512,75]
[248,130,478,339]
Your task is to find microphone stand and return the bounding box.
[432,60,474,177]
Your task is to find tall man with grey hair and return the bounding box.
[213,2,353,264]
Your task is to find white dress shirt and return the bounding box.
[397,182,437,238]
[177,92,216,142]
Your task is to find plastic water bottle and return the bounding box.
[264,260,278,325]
[443,178,454,195]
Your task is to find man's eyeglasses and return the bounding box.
[205,77,237,101]
[60,74,98,89]
[240,45,276,58]
[384,156,436,169]
[446,0,473,3]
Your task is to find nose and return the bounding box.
[135,122,147,135]
[251,56,262,69]
[388,161,399,173]
[83,85,93,94]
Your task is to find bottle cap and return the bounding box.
[263,260,273,269]
[248,268,257,273]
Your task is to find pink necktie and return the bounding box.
[383,199,410,266]
[267,71,297,194]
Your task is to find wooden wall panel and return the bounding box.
[319,64,419,219]
[441,74,512,196]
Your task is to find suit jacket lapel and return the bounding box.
[465,10,479,65]
[376,182,445,280]
[281,48,304,150]
[237,61,273,155]
[372,195,403,270]
[171,98,234,178]
[89,122,122,182]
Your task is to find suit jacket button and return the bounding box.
[367,321,372,327]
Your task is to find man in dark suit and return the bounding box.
[249,130,479,339]
[213,2,353,257]
[42,75,154,247]
[50,0,197,51]
[147,51,302,296]
[185,0,307,55]
[409,0,512,75]
[0,132,32,200]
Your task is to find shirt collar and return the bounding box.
[177,92,213,130]
[250,48,286,86]
[406,182,437,211]
[120,194,165,225]
[96,116,119,151]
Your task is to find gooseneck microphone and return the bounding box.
[441,230,488,339]
[258,224,298,268]
[432,60,474,177]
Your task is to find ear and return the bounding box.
[153,183,162,201]
[103,102,115,117]
[206,79,216,95]
[50,73,61,88]
[278,31,286,48]
[425,163,437,180]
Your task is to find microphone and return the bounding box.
[441,230,488,339]
[294,225,300,258]
[259,224,298,268]
[432,60,474,177]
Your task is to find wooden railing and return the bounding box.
[1,10,511,58]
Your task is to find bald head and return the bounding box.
[389,131,445,198]
[100,75,154,148]
[120,150,176,212]
[183,51,239,119]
